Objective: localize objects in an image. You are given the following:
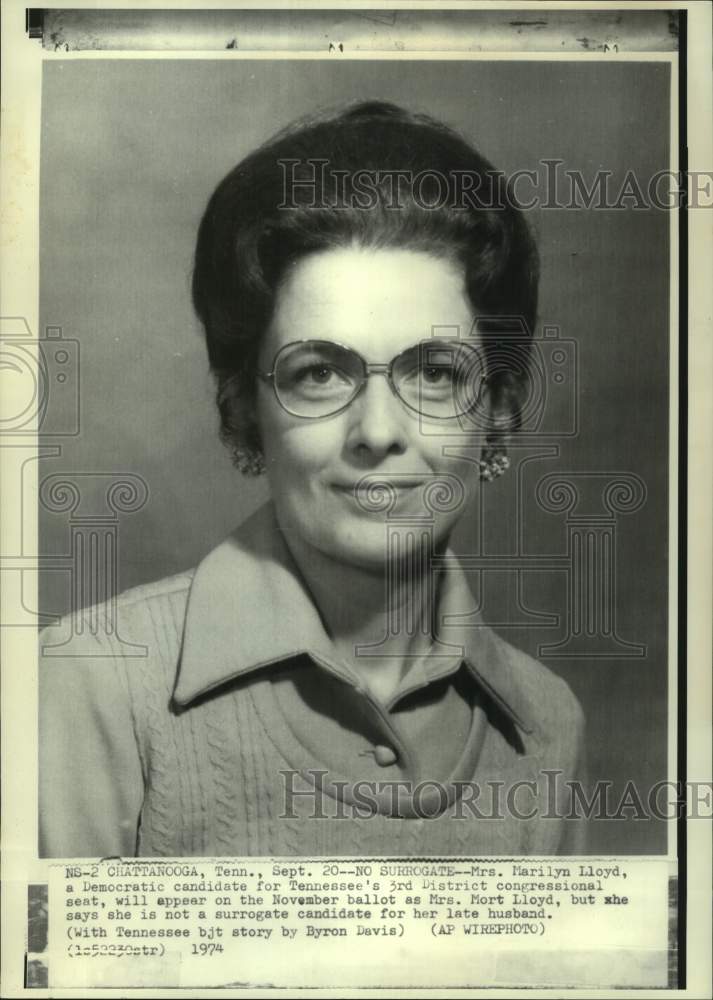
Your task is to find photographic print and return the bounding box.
[1,2,711,995]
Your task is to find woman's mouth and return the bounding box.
[331,479,424,493]
[330,479,426,512]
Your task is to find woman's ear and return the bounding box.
[476,373,520,482]
[216,374,265,475]
[477,398,511,483]
[480,371,521,444]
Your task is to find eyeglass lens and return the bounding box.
[272,340,485,418]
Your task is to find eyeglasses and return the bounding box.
[258,339,487,420]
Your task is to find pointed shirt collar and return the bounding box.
[174,502,534,734]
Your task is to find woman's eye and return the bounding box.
[293,363,336,383]
[418,365,457,387]
[421,366,450,383]
[304,365,335,383]
[292,363,351,392]
[402,360,457,386]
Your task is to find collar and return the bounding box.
[174,501,534,734]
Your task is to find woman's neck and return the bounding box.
[284,532,439,703]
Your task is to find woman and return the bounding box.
[39,101,585,857]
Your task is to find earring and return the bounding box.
[479,445,510,482]
[233,447,266,477]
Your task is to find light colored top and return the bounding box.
[39,502,586,858]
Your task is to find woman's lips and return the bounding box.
[330,481,427,513]
[331,480,424,493]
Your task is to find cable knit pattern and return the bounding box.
[204,693,240,856]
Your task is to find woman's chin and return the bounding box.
[312,522,445,573]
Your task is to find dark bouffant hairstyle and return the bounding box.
[192,101,539,468]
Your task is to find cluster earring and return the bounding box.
[232,447,266,477]
[478,444,510,482]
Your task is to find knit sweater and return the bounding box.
[39,503,586,858]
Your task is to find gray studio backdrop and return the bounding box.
[39,59,671,854]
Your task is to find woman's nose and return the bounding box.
[345,374,410,459]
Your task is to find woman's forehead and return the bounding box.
[264,246,475,359]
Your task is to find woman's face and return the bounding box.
[256,246,485,570]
